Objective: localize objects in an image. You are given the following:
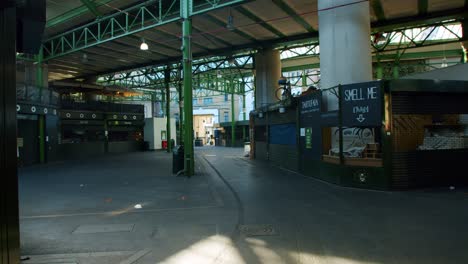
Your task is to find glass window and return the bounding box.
[203,97,213,105]
[224,111,229,122]
[224,93,228,101]
[193,98,198,105]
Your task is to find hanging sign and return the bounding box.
[341,81,382,127]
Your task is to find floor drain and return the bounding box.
[238,224,277,236]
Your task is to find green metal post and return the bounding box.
[161,89,165,116]
[301,70,307,88]
[253,58,257,109]
[376,53,384,79]
[242,92,246,141]
[231,82,236,147]
[151,93,155,117]
[104,118,109,153]
[242,92,246,121]
[182,1,194,176]
[165,68,172,152]
[36,49,46,164]
[392,64,399,79]
[178,80,184,144]
[38,115,45,163]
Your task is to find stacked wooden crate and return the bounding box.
[363,143,381,159]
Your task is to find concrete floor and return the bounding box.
[19,147,468,264]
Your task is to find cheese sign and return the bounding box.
[341,81,382,127]
[300,92,321,115]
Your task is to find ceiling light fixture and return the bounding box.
[140,39,149,50]
[226,9,235,31]
[81,53,88,63]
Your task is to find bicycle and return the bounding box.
[275,78,292,101]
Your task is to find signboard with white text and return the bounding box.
[340,81,382,127]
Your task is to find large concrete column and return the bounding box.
[255,48,281,108]
[318,0,372,109]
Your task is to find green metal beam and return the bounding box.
[147,26,210,53]
[205,14,258,42]
[80,0,102,17]
[131,34,181,53]
[372,8,468,32]
[235,6,285,38]
[43,0,249,61]
[371,0,386,21]
[42,0,181,60]
[47,0,114,28]
[418,0,429,16]
[191,24,232,47]
[271,0,315,33]
[55,30,315,77]
[377,49,463,61]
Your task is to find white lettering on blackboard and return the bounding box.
[344,86,378,101]
[302,99,319,109]
[367,86,377,99]
[353,106,369,114]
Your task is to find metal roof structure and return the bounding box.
[41,0,468,81]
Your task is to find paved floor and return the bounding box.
[19,147,468,264]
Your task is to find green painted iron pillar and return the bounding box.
[392,64,399,79]
[36,49,46,164]
[151,93,155,117]
[242,92,247,142]
[182,0,194,176]
[231,82,236,147]
[301,70,307,88]
[178,80,184,144]
[165,68,172,152]
[376,53,384,79]
[104,118,109,153]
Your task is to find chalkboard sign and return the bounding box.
[340,81,382,127]
[300,92,321,115]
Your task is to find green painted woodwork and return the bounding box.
[80,0,102,17]
[235,6,285,38]
[271,0,315,33]
[371,0,386,21]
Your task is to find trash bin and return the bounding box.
[195,138,203,147]
[143,141,150,151]
[172,145,184,174]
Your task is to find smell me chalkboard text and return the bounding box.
[341,82,382,127]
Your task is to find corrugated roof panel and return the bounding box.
[242,0,309,36]
[428,0,465,13]
[284,0,318,30]
[381,0,418,20]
